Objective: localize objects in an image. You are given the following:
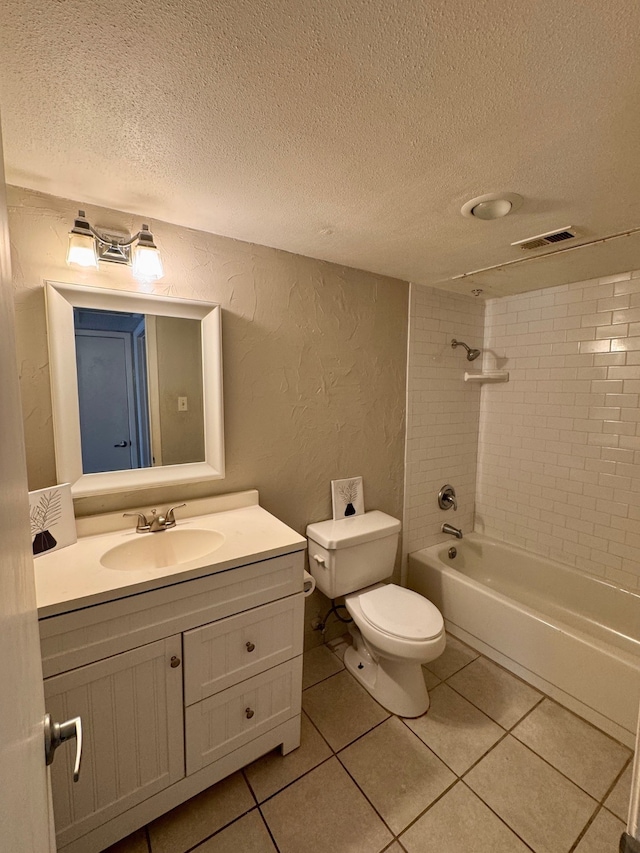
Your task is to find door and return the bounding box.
[45,636,184,850]
[0,121,55,849]
[75,330,139,472]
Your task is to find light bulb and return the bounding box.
[66,231,98,268]
[132,243,164,282]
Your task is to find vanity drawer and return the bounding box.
[40,551,303,678]
[185,655,302,775]
[183,594,304,705]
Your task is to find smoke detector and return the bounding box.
[512,227,577,251]
[461,192,523,220]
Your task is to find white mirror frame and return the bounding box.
[45,281,225,497]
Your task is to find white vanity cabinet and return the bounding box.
[39,549,305,853]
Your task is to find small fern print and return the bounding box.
[29,484,76,557]
[30,489,62,535]
[331,476,364,520]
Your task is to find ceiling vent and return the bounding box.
[512,227,577,251]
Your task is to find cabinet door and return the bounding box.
[183,595,304,705]
[44,636,184,850]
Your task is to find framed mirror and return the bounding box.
[45,281,224,497]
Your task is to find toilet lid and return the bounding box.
[359,584,443,641]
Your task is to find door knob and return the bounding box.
[44,713,83,782]
[113,440,130,447]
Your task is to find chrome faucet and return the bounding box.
[441,522,463,539]
[123,503,186,533]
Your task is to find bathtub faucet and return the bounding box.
[441,523,463,539]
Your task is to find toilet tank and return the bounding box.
[306,510,401,599]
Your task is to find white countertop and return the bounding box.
[35,491,307,618]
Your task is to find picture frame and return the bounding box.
[29,483,77,557]
[331,476,365,520]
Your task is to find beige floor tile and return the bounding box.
[244,712,332,802]
[404,683,503,775]
[260,757,393,853]
[574,808,626,853]
[400,782,531,853]
[424,634,479,681]
[447,656,542,728]
[191,810,276,852]
[339,717,456,834]
[605,762,633,822]
[148,772,254,853]
[102,828,148,853]
[382,844,405,853]
[512,699,631,800]
[421,665,440,690]
[302,670,389,751]
[302,644,344,689]
[465,736,597,853]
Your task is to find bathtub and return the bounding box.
[408,533,640,747]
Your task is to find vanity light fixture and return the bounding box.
[66,210,164,282]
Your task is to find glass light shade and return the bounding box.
[132,244,164,282]
[67,232,98,268]
[470,199,513,220]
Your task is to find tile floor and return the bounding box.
[104,634,635,853]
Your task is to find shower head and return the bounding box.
[451,338,482,361]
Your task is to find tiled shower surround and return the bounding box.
[479,271,640,590]
[403,286,484,556]
[406,270,640,591]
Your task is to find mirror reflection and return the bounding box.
[73,308,204,474]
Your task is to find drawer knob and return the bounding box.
[170,656,181,668]
[245,707,255,719]
[245,641,255,653]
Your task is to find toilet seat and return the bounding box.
[357,584,443,641]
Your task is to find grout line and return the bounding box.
[257,805,282,853]
[457,780,538,853]
[600,753,634,811]
[567,803,603,853]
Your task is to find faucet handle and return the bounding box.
[438,484,458,512]
[165,503,186,524]
[123,511,150,533]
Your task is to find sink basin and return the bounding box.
[100,528,225,571]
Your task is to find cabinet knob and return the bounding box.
[245,641,255,653]
[245,707,255,719]
[170,656,181,668]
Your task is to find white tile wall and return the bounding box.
[403,285,485,557]
[477,271,640,590]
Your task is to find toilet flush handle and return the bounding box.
[312,554,325,567]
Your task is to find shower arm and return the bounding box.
[451,339,481,361]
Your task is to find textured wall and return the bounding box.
[403,285,484,559]
[8,187,408,643]
[477,271,640,591]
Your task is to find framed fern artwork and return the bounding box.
[28,484,77,557]
[331,476,365,520]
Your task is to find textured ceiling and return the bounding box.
[1,0,640,296]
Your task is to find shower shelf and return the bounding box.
[464,370,509,384]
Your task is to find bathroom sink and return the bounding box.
[100,528,225,571]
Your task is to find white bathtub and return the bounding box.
[408,533,640,747]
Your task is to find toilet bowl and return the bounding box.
[344,583,445,717]
[306,511,446,718]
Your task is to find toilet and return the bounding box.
[306,510,445,717]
